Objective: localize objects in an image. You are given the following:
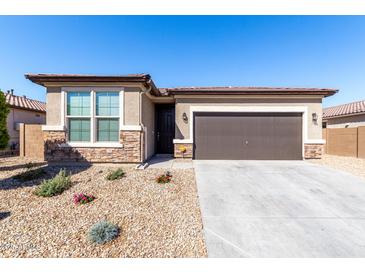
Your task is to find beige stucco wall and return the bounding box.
[142,93,155,159]
[124,87,141,125]
[46,87,61,125]
[6,108,46,146]
[174,97,323,141]
[325,113,365,128]
[45,86,143,126]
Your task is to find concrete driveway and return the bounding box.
[194,160,365,257]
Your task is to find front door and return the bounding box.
[156,104,175,154]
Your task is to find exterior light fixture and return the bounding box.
[312,112,318,122]
[182,112,188,123]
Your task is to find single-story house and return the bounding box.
[25,73,337,162]
[3,90,46,150]
[323,99,365,128]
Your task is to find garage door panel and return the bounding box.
[195,114,244,159]
[194,112,302,160]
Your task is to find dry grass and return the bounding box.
[0,157,207,258]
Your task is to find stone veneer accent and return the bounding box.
[43,130,143,163]
[304,143,324,159]
[173,143,323,160]
[174,143,193,158]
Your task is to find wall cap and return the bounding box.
[42,125,65,131]
[304,139,326,144]
[120,125,142,131]
[60,142,124,148]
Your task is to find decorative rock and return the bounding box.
[0,156,207,258]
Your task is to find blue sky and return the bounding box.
[0,16,364,107]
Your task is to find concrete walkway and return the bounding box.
[194,160,365,257]
[147,155,193,169]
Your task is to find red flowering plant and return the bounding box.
[73,193,96,205]
[156,171,172,184]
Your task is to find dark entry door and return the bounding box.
[194,112,302,160]
[156,104,175,154]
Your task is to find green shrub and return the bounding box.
[0,91,10,149]
[88,221,119,244]
[34,169,72,197]
[106,168,125,181]
[14,168,46,182]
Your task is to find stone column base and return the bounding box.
[174,143,193,158]
[304,143,324,159]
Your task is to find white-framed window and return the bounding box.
[64,88,123,145]
[67,91,91,142]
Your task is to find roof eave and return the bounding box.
[25,74,161,96]
[25,74,151,85]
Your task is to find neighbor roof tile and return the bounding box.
[323,100,365,119]
[3,92,46,113]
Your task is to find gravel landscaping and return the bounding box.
[0,157,207,258]
[309,154,365,179]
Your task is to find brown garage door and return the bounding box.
[193,112,302,160]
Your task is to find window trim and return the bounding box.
[62,87,124,147]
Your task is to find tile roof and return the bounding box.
[323,99,365,119]
[163,86,337,92]
[25,73,338,98]
[162,86,338,97]
[3,91,46,113]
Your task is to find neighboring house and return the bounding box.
[3,90,46,149]
[323,99,365,128]
[26,73,337,162]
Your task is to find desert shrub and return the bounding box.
[106,168,125,181]
[14,168,46,182]
[88,221,119,244]
[73,193,96,205]
[156,171,172,184]
[34,169,72,197]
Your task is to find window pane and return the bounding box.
[81,130,90,142]
[109,119,119,141]
[69,118,90,142]
[67,92,90,116]
[96,92,119,116]
[97,118,119,142]
[109,119,119,131]
[98,131,109,142]
[69,119,81,130]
